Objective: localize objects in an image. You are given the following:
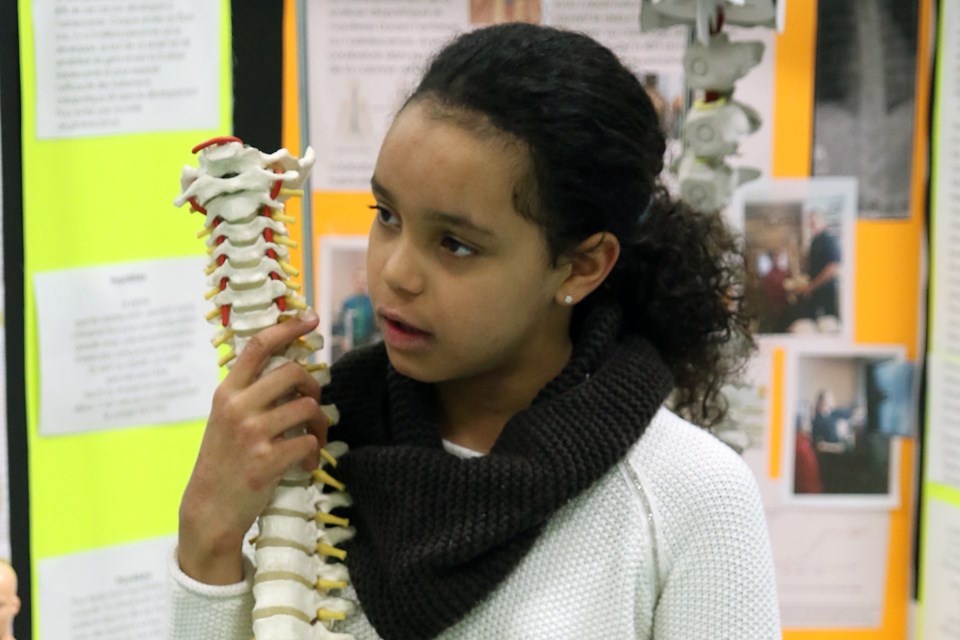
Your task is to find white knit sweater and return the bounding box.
[167,408,782,639]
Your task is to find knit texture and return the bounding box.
[165,549,255,638]
[167,410,783,640]
[326,303,674,640]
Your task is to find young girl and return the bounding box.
[169,23,781,640]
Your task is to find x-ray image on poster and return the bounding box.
[811,0,920,219]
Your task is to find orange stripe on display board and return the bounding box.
[771,0,816,178]
[312,192,378,236]
[853,222,924,359]
[282,0,300,160]
[281,0,304,288]
[769,348,784,479]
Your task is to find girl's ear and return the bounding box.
[555,232,620,306]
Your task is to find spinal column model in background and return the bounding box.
[641,0,783,211]
[175,137,357,640]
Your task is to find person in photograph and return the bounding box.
[808,387,891,495]
[798,209,841,321]
[331,267,378,359]
[793,409,823,494]
[169,24,780,639]
[810,389,864,455]
[759,249,791,333]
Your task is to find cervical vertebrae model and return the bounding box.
[175,137,357,640]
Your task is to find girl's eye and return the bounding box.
[441,235,478,258]
[370,204,399,227]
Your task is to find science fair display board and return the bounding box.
[15,1,232,637]
[918,1,960,638]
[297,1,931,639]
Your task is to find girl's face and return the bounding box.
[367,101,572,385]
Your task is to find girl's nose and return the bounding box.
[379,237,425,297]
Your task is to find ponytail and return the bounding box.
[591,187,755,427]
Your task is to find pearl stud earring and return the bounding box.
[563,295,574,305]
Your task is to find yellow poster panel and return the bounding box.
[18,0,233,633]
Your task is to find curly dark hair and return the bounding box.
[406,23,754,427]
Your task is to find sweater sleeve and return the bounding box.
[166,545,255,640]
[640,412,782,639]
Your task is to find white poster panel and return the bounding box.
[770,509,889,629]
[924,355,960,492]
[38,536,174,639]
[921,499,960,639]
[34,257,219,435]
[32,0,221,139]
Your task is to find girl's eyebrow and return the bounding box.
[424,210,496,238]
[370,176,392,201]
[370,176,496,238]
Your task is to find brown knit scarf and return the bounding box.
[327,304,673,640]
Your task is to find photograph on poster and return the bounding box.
[470,0,541,24]
[317,236,380,364]
[731,178,856,338]
[784,346,911,509]
[810,0,919,219]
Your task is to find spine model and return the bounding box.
[175,137,356,640]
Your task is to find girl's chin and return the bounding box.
[384,348,442,383]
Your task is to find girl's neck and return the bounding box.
[435,339,573,454]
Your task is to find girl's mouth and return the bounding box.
[380,312,432,348]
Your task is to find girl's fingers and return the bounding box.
[225,312,320,389]
[247,361,324,411]
[272,433,321,474]
[264,396,329,443]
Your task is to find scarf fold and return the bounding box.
[328,304,673,640]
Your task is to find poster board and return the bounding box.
[17,0,233,636]
[918,0,960,637]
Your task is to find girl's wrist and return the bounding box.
[176,524,246,585]
[177,506,247,584]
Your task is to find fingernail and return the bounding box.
[302,310,319,323]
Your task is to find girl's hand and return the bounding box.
[177,312,329,584]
